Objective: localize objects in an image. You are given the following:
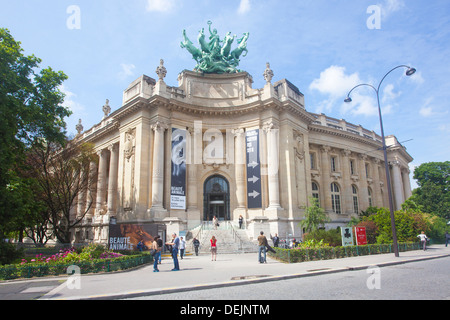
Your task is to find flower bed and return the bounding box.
[0,244,152,280]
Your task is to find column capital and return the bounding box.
[151,121,168,132]
[231,128,245,137]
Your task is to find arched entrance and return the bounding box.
[203,175,230,221]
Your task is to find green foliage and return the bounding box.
[0,28,71,242]
[303,229,342,247]
[412,161,450,219]
[300,197,331,233]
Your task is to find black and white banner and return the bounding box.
[246,129,262,209]
[170,128,186,210]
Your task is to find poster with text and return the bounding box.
[355,226,368,245]
[246,129,262,209]
[171,128,186,210]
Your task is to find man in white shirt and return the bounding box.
[417,231,428,251]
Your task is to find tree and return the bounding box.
[412,161,450,219]
[26,141,97,244]
[0,28,71,243]
[300,197,331,233]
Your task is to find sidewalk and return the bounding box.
[40,245,450,300]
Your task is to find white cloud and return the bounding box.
[238,0,251,15]
[146,0,175,12]
[379,0,405,19]
[309,65,361,98]
[60,84,85,114]
[419,106,433,117]
[118,63,136,79]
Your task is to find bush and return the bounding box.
[0,242,23,265]
[303,229,342,247]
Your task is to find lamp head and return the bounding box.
[344,97,352,103]
[406,67,416,76]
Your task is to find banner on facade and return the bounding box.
[171,128,187,210]
[341,227,354,246]
[109,224,159,251]
[246,129,262,209]
[355,226,368,245]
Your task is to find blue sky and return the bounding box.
[1,0,449,189]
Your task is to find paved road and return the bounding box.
[129,256,450,300]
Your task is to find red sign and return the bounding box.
[355,226,368,245]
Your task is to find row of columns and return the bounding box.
[391,160,412,210]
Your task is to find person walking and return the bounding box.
[445,231,450,247]
[180,236,186,259]
[239,215,243,229]
[417,231,428,251]
[210,235,217,261]
[166,233,180,271]
[193,237,200,256]
[257,231,268,263]
[152,236,161,272]
[213,216,219,230]
[156,236,163,264]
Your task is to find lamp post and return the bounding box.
[344,65,416,258]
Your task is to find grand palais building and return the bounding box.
[70,27,413,247]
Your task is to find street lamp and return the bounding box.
[344,65,416,258]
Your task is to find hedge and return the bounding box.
[0,253,153,281]
[269,242,422,263]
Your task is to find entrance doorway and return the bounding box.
[203,175,230,221]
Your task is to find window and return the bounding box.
[331,156,337,172]
[365,163,370,178]
[350,159,355,175]
[368,187,373,207]
[312,182,319,201]
[310,153,316,170]
[331,183,341,214]
[352,185,359,214]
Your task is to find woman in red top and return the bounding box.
[210,236,217,261]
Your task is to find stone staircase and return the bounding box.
[187,222,258,254]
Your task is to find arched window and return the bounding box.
[352,185,359,214]
[368,187,373,207]
[312,181,320,202]
[331,183,341,214]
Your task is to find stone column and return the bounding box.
[402,168,412,200]
[263,122,281,208]
[95,149,108,215]
[151,121,168,209]
[107,143,119,215]
[341,149,352,214]
[391,161,405,210]
[233,128,246,209]
[85,160,97,219]
[77,169,86,218]
[358,154,370,210]
[372,159,382,207]
[320,145,332,212]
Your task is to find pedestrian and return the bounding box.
[210,235,217,261]
[180,236,186,259]
[156,236,163,264]
[417,231,428,251]
[239,215,243,229]
[271,233,280,247]
[137,240,144,252]
[445,231,450,247]
[165,233,180,271]
[257,231,268,263]
[213,216,219,230]
[152,236,161,272]
[193,237,200,256]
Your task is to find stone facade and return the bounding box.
[71,63,413,244]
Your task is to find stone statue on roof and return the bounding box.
[181,21,249,74]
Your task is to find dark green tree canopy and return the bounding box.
[0,28,71,239]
